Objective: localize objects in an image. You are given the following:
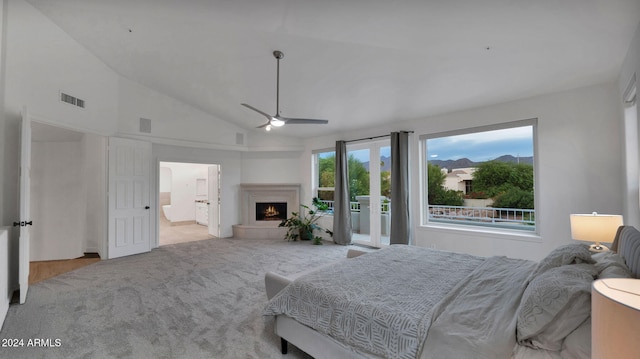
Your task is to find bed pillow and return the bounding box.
[591,251,632,279]
[532,243,595,277]
[517,263,597,351]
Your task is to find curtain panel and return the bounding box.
[390,131,411,245]
[332,140,352,245]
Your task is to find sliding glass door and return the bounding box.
[348,140,390,247]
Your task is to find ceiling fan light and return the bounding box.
[265,124,272,131]
[270,118,285,127]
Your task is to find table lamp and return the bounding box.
[570,212,623,252]
[592,278,640,359]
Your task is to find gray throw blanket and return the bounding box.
[421,256,536,359]
[264,245,485,359]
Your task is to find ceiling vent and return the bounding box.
[139,118,152,133]
[60,92,85,109]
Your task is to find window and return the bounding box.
[313,150,336,211]
[421,119,537,232]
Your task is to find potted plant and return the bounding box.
[279,198,333,245]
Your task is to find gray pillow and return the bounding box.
[591,251,632,279]
[517,263,597,351]
[532,244,595,278]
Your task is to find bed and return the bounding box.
[264,225,640,359]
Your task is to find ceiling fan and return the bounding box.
[242,50,329,131]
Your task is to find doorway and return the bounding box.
[347,139,391,247]
[158,161,221,246]
[30,121,107,260]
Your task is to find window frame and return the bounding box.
[420,118,539,235]
[312,148,336,214]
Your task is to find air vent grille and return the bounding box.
[60,92,85,109]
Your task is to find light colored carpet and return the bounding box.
[1,237,352,358]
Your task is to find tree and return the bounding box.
[380,170,391,199]
[427,163,446,203]
[472,161,534,209]
[348,155,369,201]
[426,163,464,206]
[318,155,391,201]
[318,155,336,201]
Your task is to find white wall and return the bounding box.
[82,133,107,257]
[159,167,172,193]
[4,0,118,136]
[117,76,249,150]
[30,140,84,261]
[619,22,640,229]
[303,83,623,261]
[241,151,304,184]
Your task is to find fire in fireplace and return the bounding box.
[256,202,287,221]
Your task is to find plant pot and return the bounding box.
[299,228,313,240]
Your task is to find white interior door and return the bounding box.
[108,137,152,259]
[17,107,32,304]
[208,165,220,237]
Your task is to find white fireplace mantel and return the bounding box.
[234,184,301,238]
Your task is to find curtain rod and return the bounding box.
[344,131,414,143]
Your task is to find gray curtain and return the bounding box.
[390,131,411,245]
[332,140,352,245]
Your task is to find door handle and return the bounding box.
[145,206,150,210]
[13,221,33,227]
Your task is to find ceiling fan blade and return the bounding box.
[241,103,273,120]
[279,117,329,125]
[243,51,327,130]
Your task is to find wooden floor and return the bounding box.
[29,254,101,285]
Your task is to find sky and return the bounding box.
[427,126,533,162]
[318,125,534,163]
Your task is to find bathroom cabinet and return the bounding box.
[195,201,208,225]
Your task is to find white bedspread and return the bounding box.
[263,245,485,359]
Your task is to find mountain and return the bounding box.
[361,154,533,172]
[362,156,392,172]
[429,155,533,170]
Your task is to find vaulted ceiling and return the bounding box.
[25,0,640,138]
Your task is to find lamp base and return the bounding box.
[589,243,610,253]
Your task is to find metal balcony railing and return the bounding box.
[318,200,390,214]
[428,205,535,229]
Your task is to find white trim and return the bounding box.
[623,73,636,105]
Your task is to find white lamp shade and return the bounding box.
[570,213,623,244]
[592,279,640,359]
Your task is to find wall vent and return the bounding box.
[139,118,152,133]
[60,92,85,109]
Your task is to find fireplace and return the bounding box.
[256,202,287,221]
[234,184,301,236]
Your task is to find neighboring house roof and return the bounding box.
[447,168,475,182]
